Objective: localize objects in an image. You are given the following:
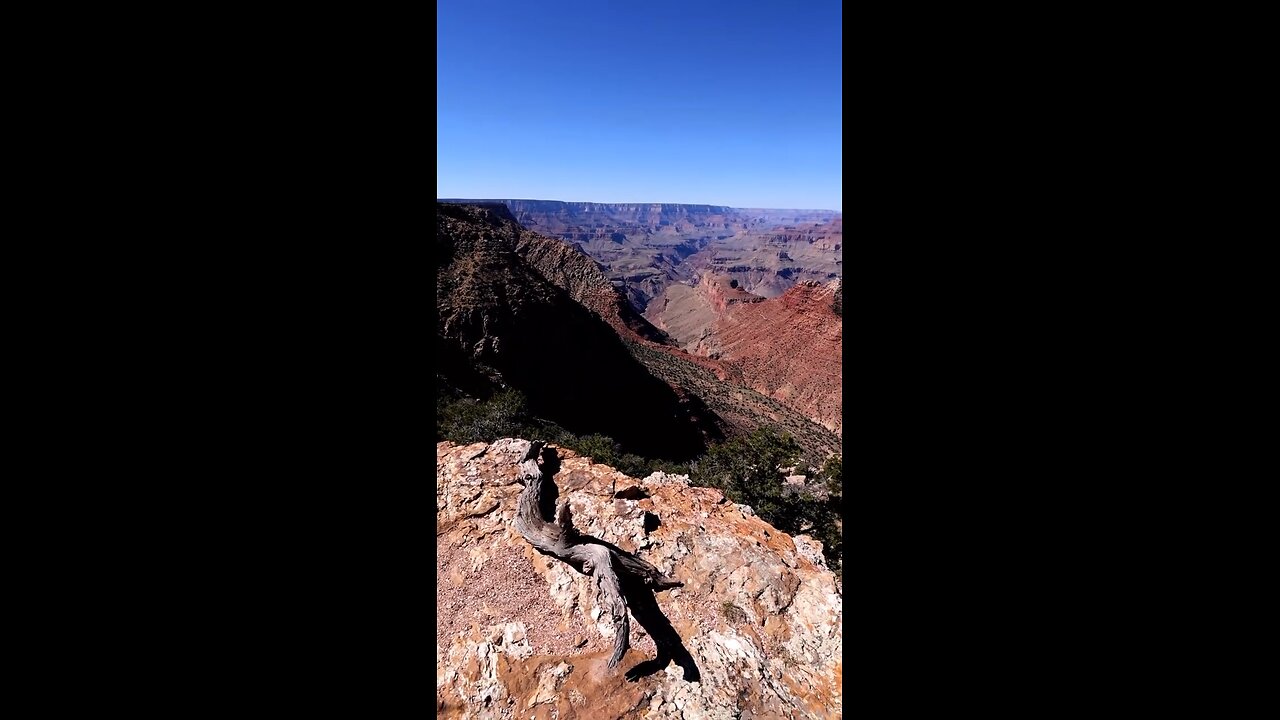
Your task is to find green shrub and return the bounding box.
[819,455,842,500]
[691,428,842,574]
[437,389,531,444]
[615,453,648,477]
[692,427,801,509]
[720,601,748,623]
[568,433,621,466]
[551,433,689,480]
[436,388,843,573]
[649,458,693,476]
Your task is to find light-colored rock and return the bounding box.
[437,439,842,719]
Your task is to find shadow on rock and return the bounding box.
[618,571,701,683]
[532,443,700,683]
[536,446,561,519]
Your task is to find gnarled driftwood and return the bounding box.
[513,440,682,669]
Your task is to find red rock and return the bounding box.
[437,439,843,719]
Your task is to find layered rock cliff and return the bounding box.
[437,439,843,719]
[438,201,839,461]
[436,202,718,459]
[680,218,843,300]
[645,277,843,438]
[513,232,676,347]
[440,199,840,312]
[643,273,765,359]
[514,256,842,458]
[711,281,843,438]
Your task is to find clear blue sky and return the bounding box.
[437,0,842,211]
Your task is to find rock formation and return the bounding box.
[440,199,840,312]
[679,218,843,301]
[437,438,843,719]
[646,277,843,438]
[643,273,767,359]
[438,201,840,461]
[513,231,676,347]
[436,202,719,459]
[710,281,843,438]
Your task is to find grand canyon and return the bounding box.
[436,199,843,718]
[438,3,842,713]
[438,200,842,448]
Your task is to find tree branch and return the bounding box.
[512,441,681,669]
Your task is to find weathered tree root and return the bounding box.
[513,440,682,669]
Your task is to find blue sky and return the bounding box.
[437,0,842,211]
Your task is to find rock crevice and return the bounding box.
[437,438,842,719]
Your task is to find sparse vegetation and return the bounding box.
[721,601,748,624]
[685,427,843,576]
[436,388,531,444]
[820,455,842,501]
[436,389,686,478]
[622,339,841,460]
[437,389,844,574]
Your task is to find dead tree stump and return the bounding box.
[513,440,682,669]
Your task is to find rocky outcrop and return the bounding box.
[701,274,768,313]
[437,439,843,720]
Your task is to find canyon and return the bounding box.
[436,203,844,717]
[437,201,841,460]
[439,200,841,312]
[645,275,843,437]
[439,200,843,443]
[436,202,718,459]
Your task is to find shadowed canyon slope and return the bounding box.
[438,202,842,460]
[512,230,676,347]
[436,202,720,459]
[440,200,841,312]
[437,439,842,720]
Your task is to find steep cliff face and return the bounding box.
[644,278,843,438]
[643,273,765,359]
[713,281,843,438]
[437,439,843,720]
[438,201,839,462]
[511,237,839,458]
[436,202,717,459]
[514,232,675,347]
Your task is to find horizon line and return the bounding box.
[437,198,842,213]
